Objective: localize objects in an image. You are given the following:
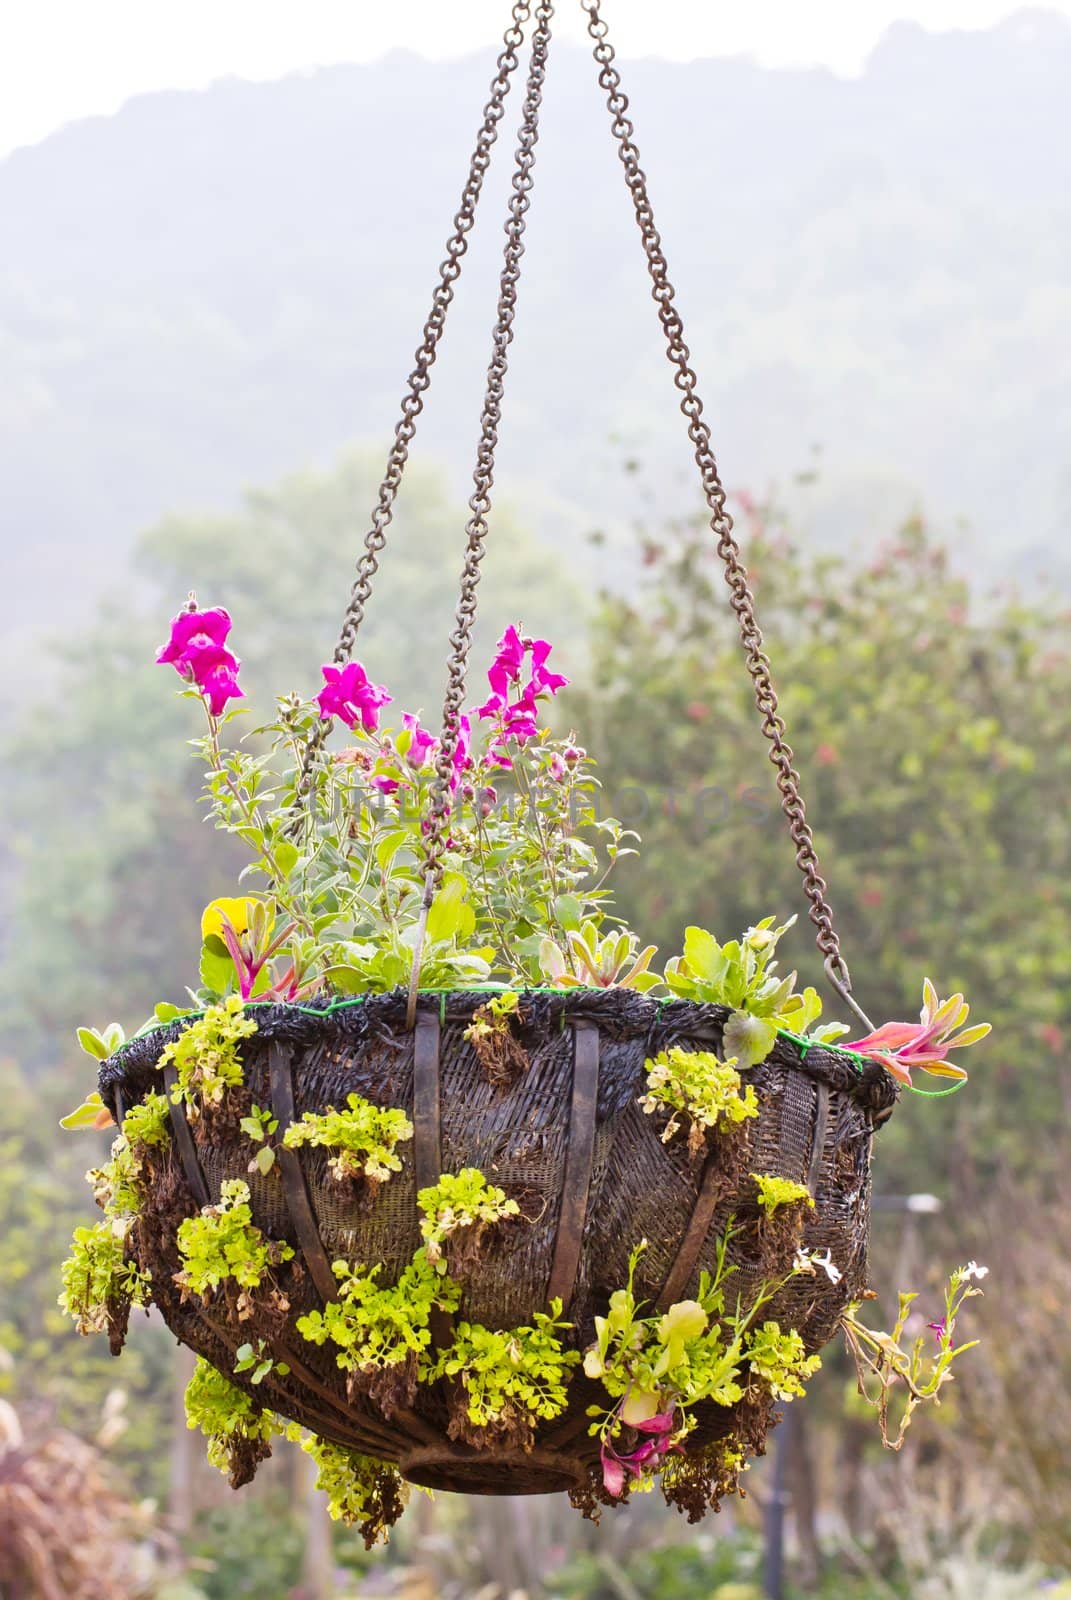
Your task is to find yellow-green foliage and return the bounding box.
[416,1168,520,1263]
[296,1250,460,1377]
[744,1320,822,1399]
[59,1220,150,1336]
[175,1179,294,1295]
[752,1173,815,1215]
[121,1091,171,1150]
[301,1435,408,1545]
[185,1355,283,1477]
[160,996,257,1113]
[430,1300,579,1435]
[282,1092,413,1184]
[641,1047,759,1152]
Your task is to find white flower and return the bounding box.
[961,1261,989,1282]
[813,1248,842,1285]
[792,1247,842,1285]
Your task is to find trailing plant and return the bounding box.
[159,995,257,1116]
[185,1355,285,1487]
[58,1220,151,1339]
[840,1260,986,1447]
[174,1179,294,1308]
[417,1168,520,1272]
[464,989,528,1084]
[296,1250,461,1417]
[300,1435,408,1547]
[582,1238,822,1499]
[282,1092,413,1186]
[640,1047,759,1154]
[430,1300,580,1450]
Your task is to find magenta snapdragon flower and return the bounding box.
[196,648,245,717]
[157,605,244,716]
[317,661,392,732]
[476,625,569,757]
[402,712,437,770]
[448,712,472,792]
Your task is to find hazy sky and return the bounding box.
[1,1,1065,159]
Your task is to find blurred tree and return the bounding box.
[579,504,1070,1188]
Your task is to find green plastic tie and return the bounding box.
[905,1078,968,1098]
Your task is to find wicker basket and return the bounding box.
[100,990,896,1497]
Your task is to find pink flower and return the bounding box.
[196,647,245,717]
[317,661,392,732]
[928,1318,948,1343]
[477,627,569,750]
[402,713,437,770]
[847,979,990,1087]
[548,753,567,782]
[156,606,232,672]
[487,624,526,694]
[599,1409,679,1499]
[529,638,569,696]
[447,713,472,791]
[157,605,243,715]
[370,774,401,795]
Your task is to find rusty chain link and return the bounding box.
[293,2,538,803]
[582,0,852,990]
[422,0,555,887]
[406,0,555,1023]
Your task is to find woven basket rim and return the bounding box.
[99,988,898,1118]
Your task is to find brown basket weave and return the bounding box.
[100,990,896,1496]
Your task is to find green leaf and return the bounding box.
[155,1002,185,1024]
[200,935,236,998]
[322,965,369,996]
[426,873,470,944]
[723,1010,779,1069]
[75,1027,109,1061]
[553,894,583,932]
[59,1091,110,1130]
[254,1145,276,1176]
[682,927,728,987]
[375,830,409,870]
[273,839,299,877]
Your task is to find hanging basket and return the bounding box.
[100,992,896,1499]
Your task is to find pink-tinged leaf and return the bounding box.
[916,1058,970,1081]
[871,1050,914,1086]
[942,1023,991,1051]
[601,1452,626,1499]
[850,1022,924,1052]
[218,917,247,977]
[632,1410,676,1436]
[930,993,967,1034]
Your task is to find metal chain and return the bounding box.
[293,2,537,798]
[423,0,555,889]
[582,0,852,988]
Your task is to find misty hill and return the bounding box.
[1,8,1069,682]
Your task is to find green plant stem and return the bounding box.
[202,703,315,938]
